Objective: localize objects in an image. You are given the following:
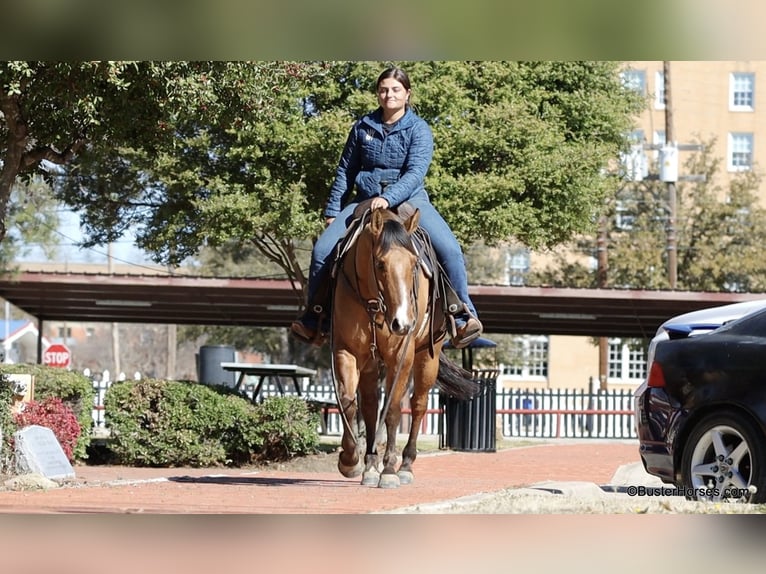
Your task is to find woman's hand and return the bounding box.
[370,197,390,211]
[325,217,335,227]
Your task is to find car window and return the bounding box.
[717,306,766,335]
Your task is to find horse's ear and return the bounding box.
[403,209,420,234]
[371,208,385,235]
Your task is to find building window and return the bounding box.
[608,339,647,383]
[654,70,666,109]
[730,73,755,111]
[621,69,646,94]
[614,198,635,231]
[728,132,754,171]
[506,249,529,286]
[57,326,72,339]
[501,336,549,380]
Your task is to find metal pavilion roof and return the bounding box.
[1,268,765,338]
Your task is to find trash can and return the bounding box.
[197,345,236,387]
[440,368,498,452]
[439,337,498,452]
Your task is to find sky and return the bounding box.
[20,208,156,268]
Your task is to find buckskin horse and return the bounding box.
[329,202,478,488]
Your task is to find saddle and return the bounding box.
[315,199,465,353]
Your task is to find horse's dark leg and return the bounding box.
[378,368,410,489]
[398,355,439,485]
[334,350,363,478]
[397,390,427,485]
[359,371,382,486]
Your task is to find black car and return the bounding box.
[635,304,766,503]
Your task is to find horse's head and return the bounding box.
[364,208,421,336]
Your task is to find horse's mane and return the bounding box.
[376,217,417,255]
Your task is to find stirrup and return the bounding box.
[290,319,327,347]
[445,302,471,338]
[452,316,482,349]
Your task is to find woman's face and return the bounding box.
[376,77,410,117]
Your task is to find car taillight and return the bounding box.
[647,361,666,388]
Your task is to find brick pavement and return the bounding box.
[0,440,641,513]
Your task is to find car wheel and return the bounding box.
[680,410,766,503]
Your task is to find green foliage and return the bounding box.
[0,374,17,474]
[413,61,644,249]
[249,396,320,462]
[0,364,93,461]
[105,379,259,466]
[34,61,641,270]
[104,379,319,467]
[1,61,317,247]
[529,138,766,293]
[0,176,61,270]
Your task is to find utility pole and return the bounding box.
[108,243,121,377]
[663,61,678,289]
[597,213,609,390]
[167,263,176,379]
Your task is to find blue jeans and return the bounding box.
[306,191,478,321]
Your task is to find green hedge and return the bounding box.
[0,364,94,461]
[0,378,15,473]
[104,379,320,467]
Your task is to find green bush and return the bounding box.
[251,396,321,462]
[105,379,259,467]
[0,375,16,474]
[0,364,94,461]
[103,379,321,467]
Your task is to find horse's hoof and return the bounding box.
[378,473,400,489]
[361,469,380,487]
[338,458,362,478]
[397,470,414,485]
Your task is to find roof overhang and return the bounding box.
[2,270,765,338]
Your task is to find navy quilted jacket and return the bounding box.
[324,107,434,218]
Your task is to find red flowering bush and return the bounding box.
[13,397,82,462]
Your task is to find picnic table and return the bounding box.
[220,362,336,432]
[220,362,317,399]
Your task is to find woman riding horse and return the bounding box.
[291,66,482,349]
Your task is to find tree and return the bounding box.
[50,62,642,300]
[0,61,316,250]
[530,139,766,292]
[0,175,61,270]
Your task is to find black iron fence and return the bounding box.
[497,387,636,439]
[90,375,637,440]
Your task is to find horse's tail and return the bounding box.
[435,353,480,400]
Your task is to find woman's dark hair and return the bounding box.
[376,67,411,92]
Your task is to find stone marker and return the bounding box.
[13,425,75,481]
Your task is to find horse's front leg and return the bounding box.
[359,369,383,486]
[378,362,412,489]
[398,353,440,485]
[334,349,363,478]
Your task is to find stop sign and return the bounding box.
[44,343,71,368]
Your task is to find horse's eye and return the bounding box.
[375,259,385,271]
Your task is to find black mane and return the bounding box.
[378,218,416,255]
